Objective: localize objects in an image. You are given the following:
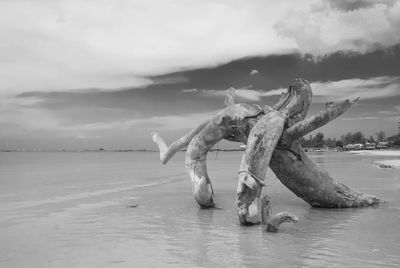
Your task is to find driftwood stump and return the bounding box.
[260,195,298,232]
[151,78,381,228]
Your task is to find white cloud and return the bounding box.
[74,111,218,133]
[1,0,399,95]
[75,134,102,140]
[202,86,270,101]
[250,69,259,75]
[0,0,296,94]
[262,88,286,97]
[0,95,59,132]
[235,89,264,101]
[275,0,400,56]
[203,86,286,101]
[377,104,400,115]
[200,76,400,102]
[311,76,400,101]
[0,88,218,141]
[182,89,198,93]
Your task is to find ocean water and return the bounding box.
[0,151,399,268]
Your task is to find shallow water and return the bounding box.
[0,151,399,267]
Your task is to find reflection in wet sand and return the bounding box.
[0,151,399,267]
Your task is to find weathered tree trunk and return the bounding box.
[268,96,380,208]
[236,110,285,225]
[270,142,379,208]
[184,120,227,208]
[185,104,265,208]
[151,78,381,226]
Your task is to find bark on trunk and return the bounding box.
[184,104,265,208]
[279,98,359,147]
[260,195,298,232]
[151,78,381,225]
[270,142,380,207]
[236,110,285,225]
[151,119,210,165]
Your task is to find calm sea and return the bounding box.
[0,151,399,267]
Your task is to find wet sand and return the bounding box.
[0,151,399,267]
[349,150,400,168]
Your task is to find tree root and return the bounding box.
[261,195,298,232]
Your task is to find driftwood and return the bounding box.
[151,78,381,227]
[260,195,298,232]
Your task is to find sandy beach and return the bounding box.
[348,150,400,168]
[1,151,400,267]
[349,150,400,157]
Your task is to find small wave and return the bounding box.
[0,175,186,212]
[350,150,400,157]
[0,186,134,212]
[374,160,400,169]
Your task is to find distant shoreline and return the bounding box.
[347,150,400,157]
[0,149,244,153]
[0,148,400,154]
[2,148,399,169]
[1,149,400,153]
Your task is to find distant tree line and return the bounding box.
[299,130,396,148]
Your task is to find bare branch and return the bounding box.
[280,98,359,146]
[151,86,238,164]
[151,119,210,164]
[224,87,236,107]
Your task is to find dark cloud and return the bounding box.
[150,44,400,91]
[328,0,396,11]
[16,85,224,124]
[329,0,377,11]
[15,44,400,127]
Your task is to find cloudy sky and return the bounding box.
[1,0,400,150]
